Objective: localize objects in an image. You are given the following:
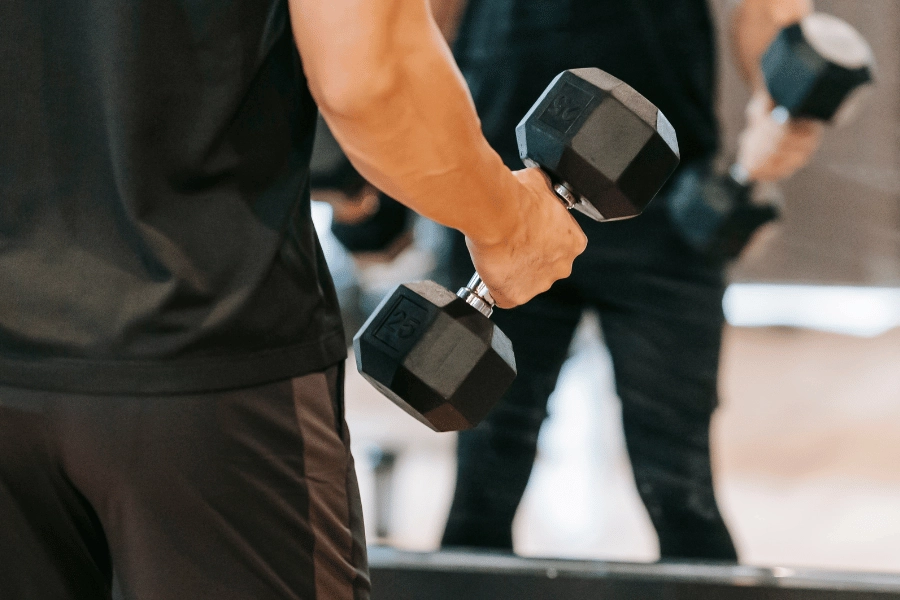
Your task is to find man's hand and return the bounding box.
[736,90,824,182]
[465,168,587,309]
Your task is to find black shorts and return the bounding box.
[0,364,369,600]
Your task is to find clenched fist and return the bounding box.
[465,167,587,309]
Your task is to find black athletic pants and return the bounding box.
[0,364,370,600]
[442,206,738,561]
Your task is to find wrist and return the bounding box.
[456,152,522,249]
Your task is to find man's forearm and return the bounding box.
[429,0,468,41]
[289,0,517,246]
[731,0,814,88]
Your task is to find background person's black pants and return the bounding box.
[0,364,370,600]
[442,207,738,561]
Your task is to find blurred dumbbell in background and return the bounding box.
[667,13,874,260]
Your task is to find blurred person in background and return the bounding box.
[0,0,585,598]
[319,0,824,561]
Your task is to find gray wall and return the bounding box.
[709,0,900,285]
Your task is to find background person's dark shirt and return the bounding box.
[454,0,718,172]
[0,0,345,394]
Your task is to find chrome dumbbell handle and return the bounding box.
[553,182,578,209]
[457,274,495,318]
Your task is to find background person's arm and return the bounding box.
[732,0,814,88]
[731,0,823,181]
[288,0,585,307]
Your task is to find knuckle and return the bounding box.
[512,290,531,307]
[494,290,513,309]
[555,262,573,280]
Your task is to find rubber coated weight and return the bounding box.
[354,281,515,432]
[762,13,874,123]
[516,69,680,221]
[668,161,778,259]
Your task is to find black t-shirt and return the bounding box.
[454,0,718,171]
[0,1,345,394]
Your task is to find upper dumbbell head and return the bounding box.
[762,13,874,123]
[516,68,680,222]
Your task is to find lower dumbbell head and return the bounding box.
[354,281,516,432]
[516,68,680,222]
[762,13,874,124]
[355,69,680,432]
[667,161,779,259]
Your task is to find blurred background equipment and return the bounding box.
[309,114,446,343]
[719,1,900,287]
[667,12,874,260]
[367,547,900,600]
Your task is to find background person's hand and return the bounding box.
[465,167,587,309]
[314,183,381,224]
[736,89,824,182]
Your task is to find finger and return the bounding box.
[750,129,822,180]
[572,227,588,254]
[554,261,574,281]
[787,117,822,135]
[528,166,554,189]
[782,134,822,160]
[514,166,554,192]
[492,287,529,310]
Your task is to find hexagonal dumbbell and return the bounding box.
[354,68,680,432]
[762,13,875,124]
[668,13,874,259]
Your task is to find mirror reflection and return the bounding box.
[311,0,900,580]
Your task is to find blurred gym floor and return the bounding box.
[343,318,900,573]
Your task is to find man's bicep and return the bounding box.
[287,0,414,112]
